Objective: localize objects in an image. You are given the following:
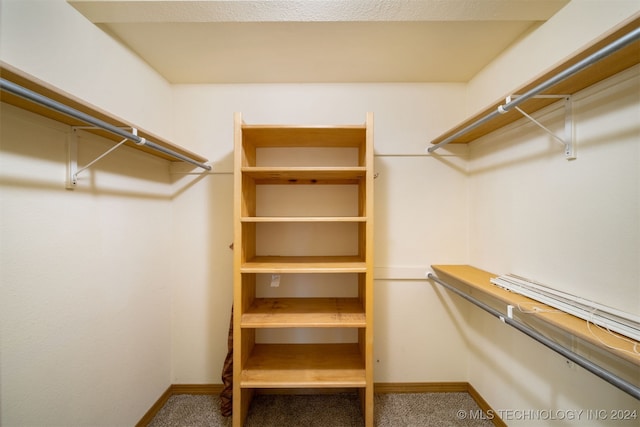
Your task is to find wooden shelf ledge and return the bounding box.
[241,343,366,388]
[241,216,367,222]
[430,13,640,146]
[431,265,640,366]
[241,298,366,328]
[0,62,208,165]
[242,167,366,184]
[242,125,366,148]
[242,256,367,273]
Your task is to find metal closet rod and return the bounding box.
[427,273,640,400]
[0,78,212,171]
[428,26,640,153]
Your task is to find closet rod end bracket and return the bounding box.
[563,95,576,160]
[66,128,78,190]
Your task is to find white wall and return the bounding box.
[465,66,640,427]
[460,1,640,424]
[170,83,472,383]
[465,0,640,115]
[0,104,173,426]
[0,0,174,140]
[468,68,640,314]
[0,1,177,426]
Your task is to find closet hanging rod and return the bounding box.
[427,273,640,400]
[428,26,640,153]
[0,78,212,171]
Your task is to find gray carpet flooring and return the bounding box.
[148,392,494,426]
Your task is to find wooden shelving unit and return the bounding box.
[233,113,374,426]
[429,13,640,147]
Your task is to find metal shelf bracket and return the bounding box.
[500,94,575,160]
[66,126,138,189]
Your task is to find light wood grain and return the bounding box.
[241,298,366,328]
[241,344,366,388]
[233,113,374,426]
[242,256,367,273]
[431,265,640,366]
[242,125,366,148]
[242,166,366,184]
[241,216,366,222]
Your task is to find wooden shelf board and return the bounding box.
[242,298,366,328]
[242,125,366,148]
[241,343,366,388]
[431,13,640,145]
[242,167,366,184]
[0,62,208,164]
[242,216,366,223]
[431,265,640,366]
[242,256,367,273]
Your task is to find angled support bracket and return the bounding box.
[501,94,576,160]
[66,126,138,189]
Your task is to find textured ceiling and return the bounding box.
[68,0,570,83]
